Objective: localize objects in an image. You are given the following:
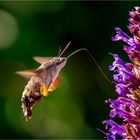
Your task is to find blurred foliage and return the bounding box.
[0,1,139,139]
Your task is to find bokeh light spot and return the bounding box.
[0,10,18,49]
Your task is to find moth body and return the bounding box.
[20,57,67,121]
[21,77,42,121]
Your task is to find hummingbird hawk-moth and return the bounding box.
[16,42,110,121]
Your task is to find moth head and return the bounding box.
[53,57,67,69]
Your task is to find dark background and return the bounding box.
[0,1,138,139]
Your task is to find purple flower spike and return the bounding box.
[101,6,140,139]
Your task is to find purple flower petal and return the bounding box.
[103,119,126,139]
[112,27,134,46]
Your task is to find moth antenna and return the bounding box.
[59,41,71,57]
[57,46,62,56]
[67,48,112,85]
[67,48,86,59]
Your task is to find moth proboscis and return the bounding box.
[16,41,111,121]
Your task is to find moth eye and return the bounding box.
[55,62,59,65]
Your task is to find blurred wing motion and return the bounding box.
[40,75,62,96]
[33,56,53,64]
[16,70,37,79]
[48,75,62,92]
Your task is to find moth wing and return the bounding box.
[40,84,49,96]
[40,75,62,96]
[34,68,45,73]
[16,70,37,79]
[33,56,53,64]
[48,75,62,92]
